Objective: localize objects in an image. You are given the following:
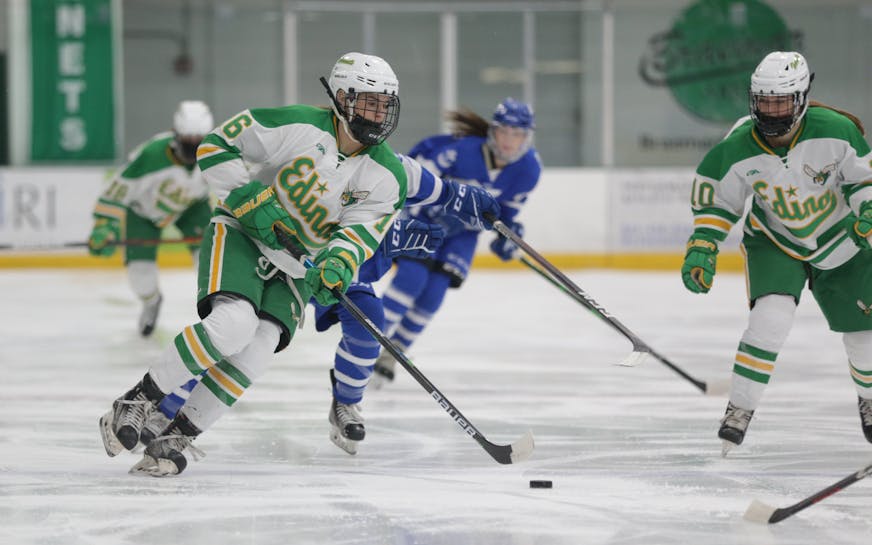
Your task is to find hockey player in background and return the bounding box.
[310,154,499,453]
[151,154,499,456]
[88,100,214,336]
[99,52,407,476]
[680,51,872,455]
[372,97,542,386]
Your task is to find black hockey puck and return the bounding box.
[529,480,552,488]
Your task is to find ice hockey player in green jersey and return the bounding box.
[681,51,872,455]
[99,52,407,476]
[88,100,215,336]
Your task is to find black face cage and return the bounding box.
[749,90,807,137]
[343,91,400,146]
[172,135,200,165]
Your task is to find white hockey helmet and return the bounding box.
[749,51,813,137]
[172,100,213,165]
[322,52,400,146]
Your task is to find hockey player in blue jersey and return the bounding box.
[149,154,500,455]
[372,97,542,386]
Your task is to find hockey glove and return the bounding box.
[490,221,524,261]
[88,217,121,257]
[443,179,501,230]
[305,247,356,306]
[848,201,872,250]
[224,181,296,250]
[382,218,445,260]
[681,233,719,294]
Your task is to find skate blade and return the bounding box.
[330,427,359,455]
[129,455,180,477]
[721,439,737,458]
[368,374,391,390]
[99,412,124,457]
[368,366,395,390]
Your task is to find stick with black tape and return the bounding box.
[274,227,534,465]
[744,460,872,523]
[0,236,203,252]
[488,214,727,396]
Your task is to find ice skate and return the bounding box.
[718,401,754,457]
[130,414,203,477]
[138,292,163,337]
[329,397,365,455]
[99,375,162,456]
[859,396,872,443]
[139,407,172,447]
[369,351,396,390]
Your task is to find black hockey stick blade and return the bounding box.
[501,226,716,395]
[744,461,872,523]
[274,227,535,464]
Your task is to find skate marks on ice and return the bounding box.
[0,270,870,544]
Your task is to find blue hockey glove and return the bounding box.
[305,247,356,306]
[88,217,121,257]
[224,180,297,250]
[490,221,524,261]
[442,179,501,230]
[382,218,445,260]
[681,233,718,294]
[848,201,872,250]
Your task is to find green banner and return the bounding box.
[30,0,115,161]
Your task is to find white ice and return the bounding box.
[1,267,870,544]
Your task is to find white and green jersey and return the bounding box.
[691,106,872,269]
[94,132,209,228]
[196,105,407,278]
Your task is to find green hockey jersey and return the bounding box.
[691,106,872,270]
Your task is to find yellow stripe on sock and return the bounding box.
[735,353,774,372]
[206,366,244,397]
[183,326,214,370]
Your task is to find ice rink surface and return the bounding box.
[1,266,870,544]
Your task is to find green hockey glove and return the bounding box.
[849,201,872,250]
[224,181,296,250]
[88,217,121,257]
[681,233,718,294]
[305,247,355,306]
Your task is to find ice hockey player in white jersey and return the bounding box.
[99,52,407,476]
[88,100,214,336]
[680,51,872,455]
[146,155,499,456]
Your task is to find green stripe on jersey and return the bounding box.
[250,105,335,133]
[121,135,176,179]
[364,143,408,209]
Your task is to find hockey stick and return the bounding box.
[0,236,203,251]
[274,228,534,465]
[744,461,872,523]
[489,216,726,396]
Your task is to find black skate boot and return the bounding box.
[718,401,755,456]
[139,406,172,447]
[130,413,203,477]
[859,396,872,443]
[99,373,164,456]
[370,351,396,389]
[139,293,163,337]
[329,370,365,454]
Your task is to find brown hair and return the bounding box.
[809,100,866,135]
[446,108,490,138]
